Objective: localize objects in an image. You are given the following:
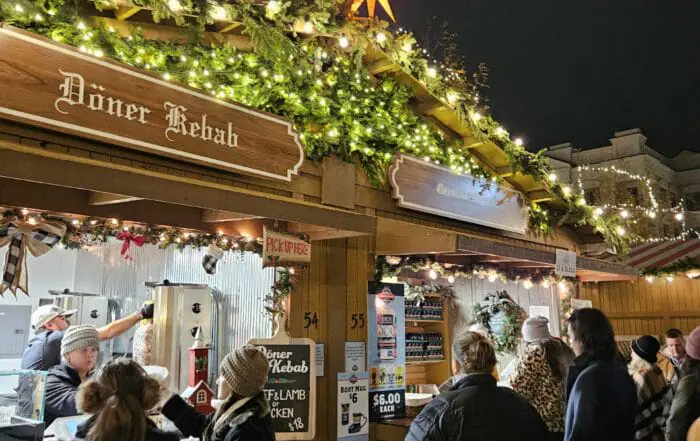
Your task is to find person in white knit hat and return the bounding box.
[511,316,574,441]
[44,324,100,426]
[161,345,274,441]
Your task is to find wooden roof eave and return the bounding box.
[87,4,553,202]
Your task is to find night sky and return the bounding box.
[392,0,700,156]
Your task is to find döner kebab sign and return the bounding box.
[0,27,304,182]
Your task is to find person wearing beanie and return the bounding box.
[667,326,700,441]
[161,345,274,441]
[44,324,100,426]
[628,335,672,441]
[511,316,574,441]
[18,302,154,419]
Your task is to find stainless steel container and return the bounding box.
[147,283,213,393]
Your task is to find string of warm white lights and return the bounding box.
[575,164,659,211]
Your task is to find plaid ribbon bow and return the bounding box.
[0,217,66,297]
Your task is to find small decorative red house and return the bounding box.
[182,380,215,415]
[182,327,215,414]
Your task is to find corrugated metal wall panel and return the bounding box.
[72,240,274,357]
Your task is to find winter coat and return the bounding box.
[44,362,85,427]
[629,363,673,441]
[161,393,275,441]
[657,353,681,387]
[76,415,180,441]
[666,366,700,441]
[565,354,637,441]
[406,373,547,441]
[511,343,568,433]
[17,330,65,417]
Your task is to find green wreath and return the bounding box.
[470,291,525,355]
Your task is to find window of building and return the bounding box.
[197,389,207,404]
[585,188,600,206]
[688,193,700,211]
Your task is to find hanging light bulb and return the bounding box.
[427,67,437,78]
[338,35,350,48]
[90,219,98,226]
[595,207,604,216]
[447,275,455,284]
[288,267,296,275]
[21,208,29,216]
[648,211,657,219]
[666,276,675,282]
[122,225,129,231]
[675,212,684,221]
[687,271,700,279]
[212,5,227,20]
[428,269,438,280]
[620,209,629,219]
[72,219,80,226]
[265,0,282,15]
[110,218,118,226]
[522,279,533,290]
[576,198,586,206]
[167,0,182,12]
[541,280,551,289]
[27,217,37,226]
[562,186,572,196]
[646,276,654,284]
[548,173,557,182]
[616,226,626,236]
[558,280,567,292]
[514,138,524,146]
[470,112,482,122]
[487,273,497,283]
[303,21,314,33]
[375,32,386,44]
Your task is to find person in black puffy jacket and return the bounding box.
[406,330,546,441]
[161,345,275,441]
[666,325,700,441]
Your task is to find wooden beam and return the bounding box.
[287,223,367,241]
[456,235,637,279]
[0,143,377,235]
[90,17,253,51]
[0,178,209,230]
[497,166,514,178]
[88,191,142,206]
[414,100,445,115]
[114,5,142,20]
[528,190,554,203]
[376,218,456,255]
[202,209,260,222]
[367,58,398,75]
[216,22,243,33]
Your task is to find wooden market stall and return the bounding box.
[0,3,640,440]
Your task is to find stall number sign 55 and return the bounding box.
[351,313,365,329]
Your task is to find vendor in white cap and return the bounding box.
[17,303,153,418]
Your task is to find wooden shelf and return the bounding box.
[407,359,446,365]
[407,319,445,324]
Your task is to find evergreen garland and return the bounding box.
[0,0,632,253]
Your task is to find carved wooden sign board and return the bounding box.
[249,316,316,440]
[389,154,528,234]
[0,27,304,182]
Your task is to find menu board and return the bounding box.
[367,282,406,421]
[249,320,316,440]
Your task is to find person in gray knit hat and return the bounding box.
[511,317,574,441]
[44,325,100,426]
[161,345,274,441]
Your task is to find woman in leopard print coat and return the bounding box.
[511,316,574,441]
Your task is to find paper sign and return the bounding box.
[571,299,593,310]
[263,226,311,267]
[528,305,552,332]
[337,372,369,440]
[345,342,366,373]
[555,249,577,277]
[316,343,325,377]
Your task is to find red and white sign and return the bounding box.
[263,227,311,267]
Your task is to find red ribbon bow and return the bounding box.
[117,232,146,260]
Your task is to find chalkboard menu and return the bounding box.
[257,344,311,434]
[249,318,316,440]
